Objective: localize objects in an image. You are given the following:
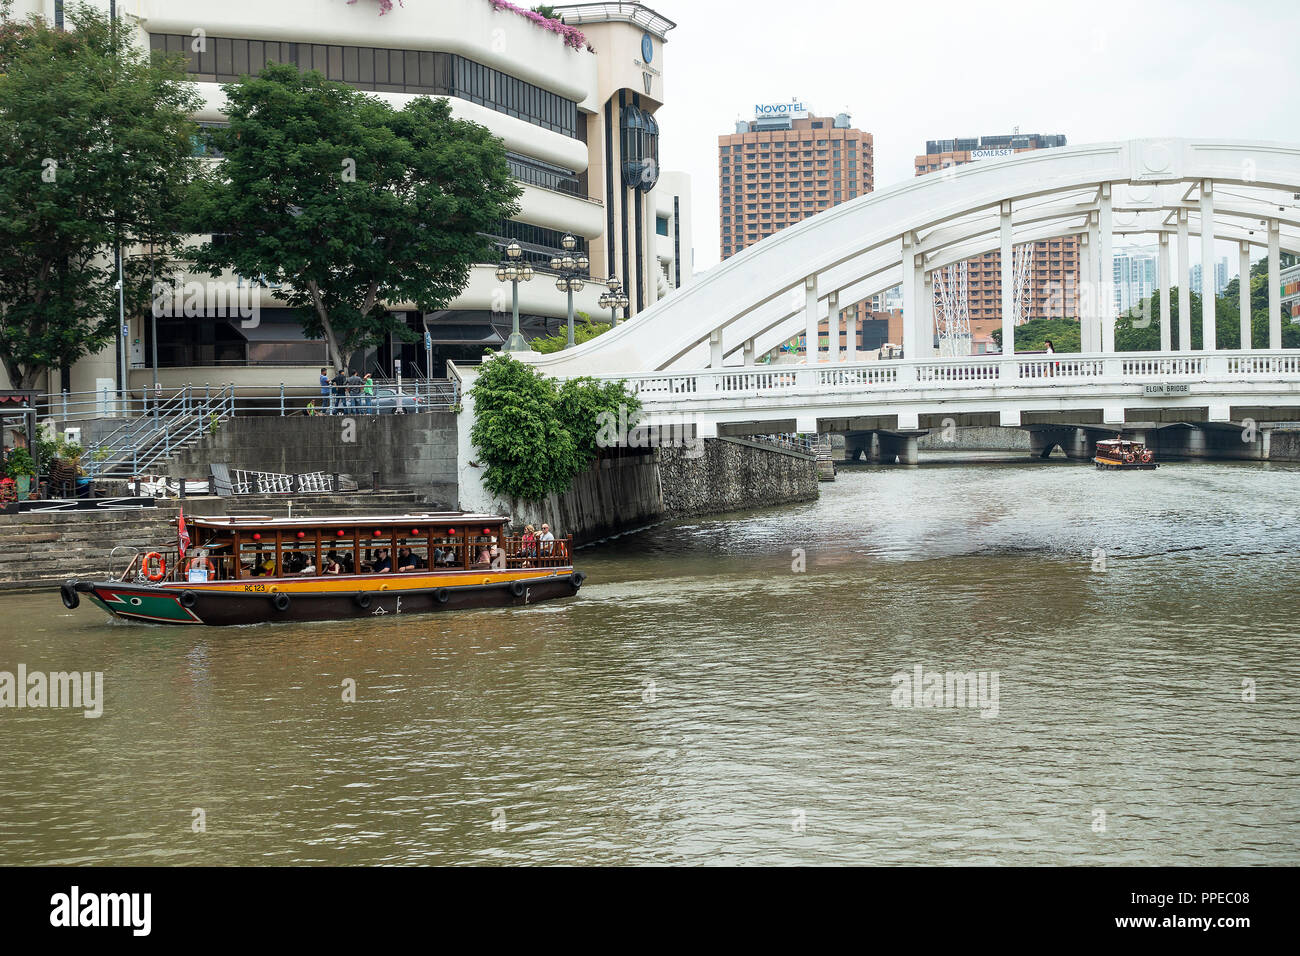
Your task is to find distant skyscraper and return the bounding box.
[719,103,888,352]
[1113,245,1158,314]
[915,133,1077,343]
[1191,257,1230,296]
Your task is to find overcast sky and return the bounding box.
[650,0,1300,272]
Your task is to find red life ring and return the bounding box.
[1141,451,1153,463]
[1124,452,1135,463]
[143,552,167,582]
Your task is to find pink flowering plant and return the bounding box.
[488,0,590,52]
[347,0,404,14]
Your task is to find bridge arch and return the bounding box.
[520,138,1300,377]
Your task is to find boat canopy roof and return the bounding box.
[1096,439,1144,447]
[191,513,508,530]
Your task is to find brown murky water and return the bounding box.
[1,455,1298,865]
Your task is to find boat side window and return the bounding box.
[431,530,461,568]
[241,539,275,577]
[395,537,426,573]
[324,531,357,575]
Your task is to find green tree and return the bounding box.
[469,354,637,501]
[0,2,201,388]
[990,317,1082,353]
[188,63,521,371]
[531,314,609,353]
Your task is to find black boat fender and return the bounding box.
[354,592,371,609]
[179,590,198,609]
[60,581,79,610]
[272,592,291,612]
[571,571,586,590]
[509,580,526,598]
[433,588,449,604]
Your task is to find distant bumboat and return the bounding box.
[60,512,584,626]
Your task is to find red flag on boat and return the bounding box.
[177,508,191,561]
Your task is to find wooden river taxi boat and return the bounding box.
[60,513,584,626]
[1094,439,1158,470]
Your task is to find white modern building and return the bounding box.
[1112,244,1157,315]
[1191,257,1230,297]
[3,0,692,392]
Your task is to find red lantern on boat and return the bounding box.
[337,529,346,537]
[483,527,491,535]
[252,533,261,541]
[373,529,382,537]
[447,528,456,535]
[411,528,420,536]
[296,531,305,539]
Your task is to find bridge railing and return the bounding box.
[615,350,1300,405]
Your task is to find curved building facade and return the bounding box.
[4,0,687,390]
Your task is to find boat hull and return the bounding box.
[67,571,585,626]
[1093,458,1158,470]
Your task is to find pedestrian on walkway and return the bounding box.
[346,369,363,415]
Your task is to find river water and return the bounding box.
[2,454,1298,865]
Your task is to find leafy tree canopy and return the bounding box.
[188,62,521,371]
[469,353,639,501]
[531,314,609,353]
[0,2,201,388]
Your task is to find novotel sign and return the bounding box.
[755,101,809,120]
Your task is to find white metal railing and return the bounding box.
[603,350,1300,408]
[36,379,460,478]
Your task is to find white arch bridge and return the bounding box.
[460,139,1300,457]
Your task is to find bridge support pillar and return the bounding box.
[877,432,921,466]
[999,201,1015,357]
[804,275,820,363]
[709,330,724,368]
[1239,241,1252,349]
[1200,180,1217,351]
[1159,233,1172,351]
[1269,219,1282,350]
[1079,226,1094,352]
[1062,428,1097,461]
[827,291,840,362]
[1100,183,1115,353]
[1177,209,1192,350]
[1028,430,1061,459]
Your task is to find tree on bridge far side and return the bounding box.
[187,63,521,372]
[1115,258,1300,351]
[0,3,201,389]
[990,318,1081,353]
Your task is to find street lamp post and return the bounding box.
[550,234,589,349]
[496,240,534,351]
[598,276,629,328]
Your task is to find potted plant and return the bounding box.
[5,447,37,500]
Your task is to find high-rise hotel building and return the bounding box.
[915,133,1077,343]
[3,0,690,391]
[718,106,888,353]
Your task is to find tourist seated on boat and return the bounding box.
[471,545,492,569]
[539,524,555,556]
[520,525,537,557]
[434,547,458,567]
[284,551,304,574]
[339,552,355,574]
[298,555,317,576]
[373,548,393,573]
[488,539,505,570]
[396,547,422,572]
[323,558,341,575]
